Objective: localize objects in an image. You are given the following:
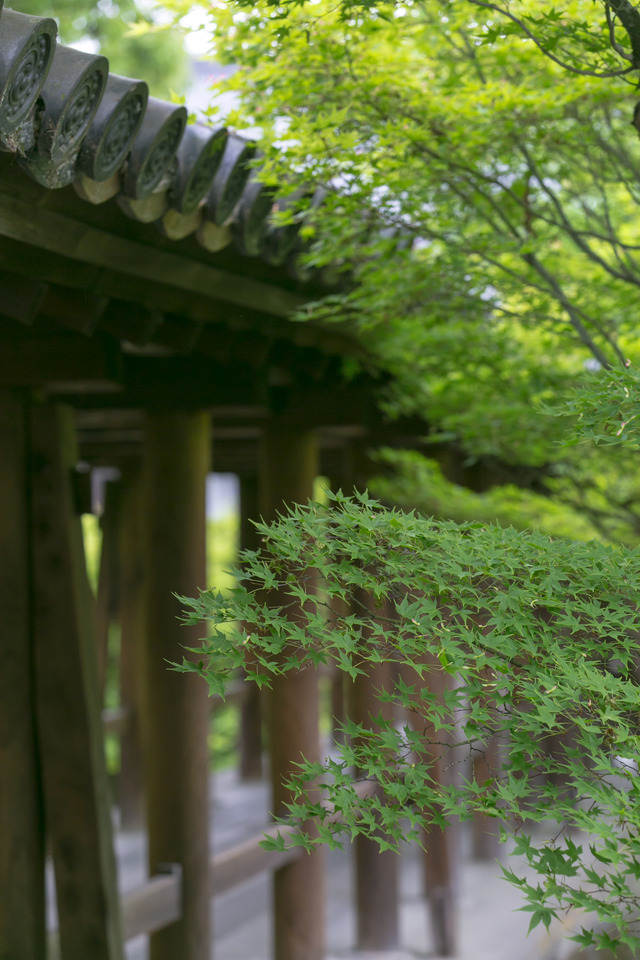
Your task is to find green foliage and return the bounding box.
[11,0,190,99]
[81,513,102,594]
[206,511,242,769]
[208,702,240,771]
[164,0,640,474]
[207,513,239,593]
[153,0,640,947]
[181,490,640,951]
[551,361,640,450]
[370,448,600,538]
[159,0,640,545]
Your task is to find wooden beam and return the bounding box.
[141,411,212,960]
[0,271,48,324]
[52,358,264,417]
[261,425,325,960]
[121,824,303,943]
[0,391,46,960]
[122,868,182,942]
[99,300,163,346]
[0,333,122,386]
[41,284,108,334]
[0,245,363,365]
[210,825,303,896]
[0,190,307,319]
[152,314,204,355]
[29,402,124,960]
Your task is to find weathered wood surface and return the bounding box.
[122,868,182,942]
[141,411,212,960]
[471,735,503,862]
[350,658,400,951]
[0,391,46,960]
[0,331,121,385]
[30,402,124,960]
[67,820,302,943]
[262,426,326,960]
[0,270,48,323]
[403,656,460,958]
[0,190,306,319]
[210,825,303,897]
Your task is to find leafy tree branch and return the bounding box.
[180,491,640,952]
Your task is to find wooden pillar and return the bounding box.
[0,391,45,960]
[238,473,263,781]
[411,657,459,958]
[261,426,325,960]
[118,467,145,831]
[422,815,458,957]
[142,411,211,960]
[29,402,124,960]
[471,736,502,861]
[350,659,399,951]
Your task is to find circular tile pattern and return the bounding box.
[94,92,145,181]
[139,114,185,194]
[181,130,227,214]
[1,31,51,129]
[55,68,103,155]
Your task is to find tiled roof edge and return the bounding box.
[0,6,309,276]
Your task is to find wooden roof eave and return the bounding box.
[0,7,365,362]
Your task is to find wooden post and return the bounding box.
[471,736,502,861]
[350,659,400,951]
[141,411,211,960]
[238,472,263,781]
[422,813,458,957]
[405,657,459,958]
[261,426,325,960]
[118,467,145,831]
[29,402,124,960]
[0,391,45,960]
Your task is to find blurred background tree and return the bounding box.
[10,0,190,97]
[162,0,640,544]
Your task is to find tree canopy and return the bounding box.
[150,1,640,535]
[182,489,640,953]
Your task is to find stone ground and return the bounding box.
[47,768,589,960]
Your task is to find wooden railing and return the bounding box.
[99,699,304,943]
[122,825,302,941]
[99,664,458,955]
[100,698,374,945]
[123,866,182,941]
